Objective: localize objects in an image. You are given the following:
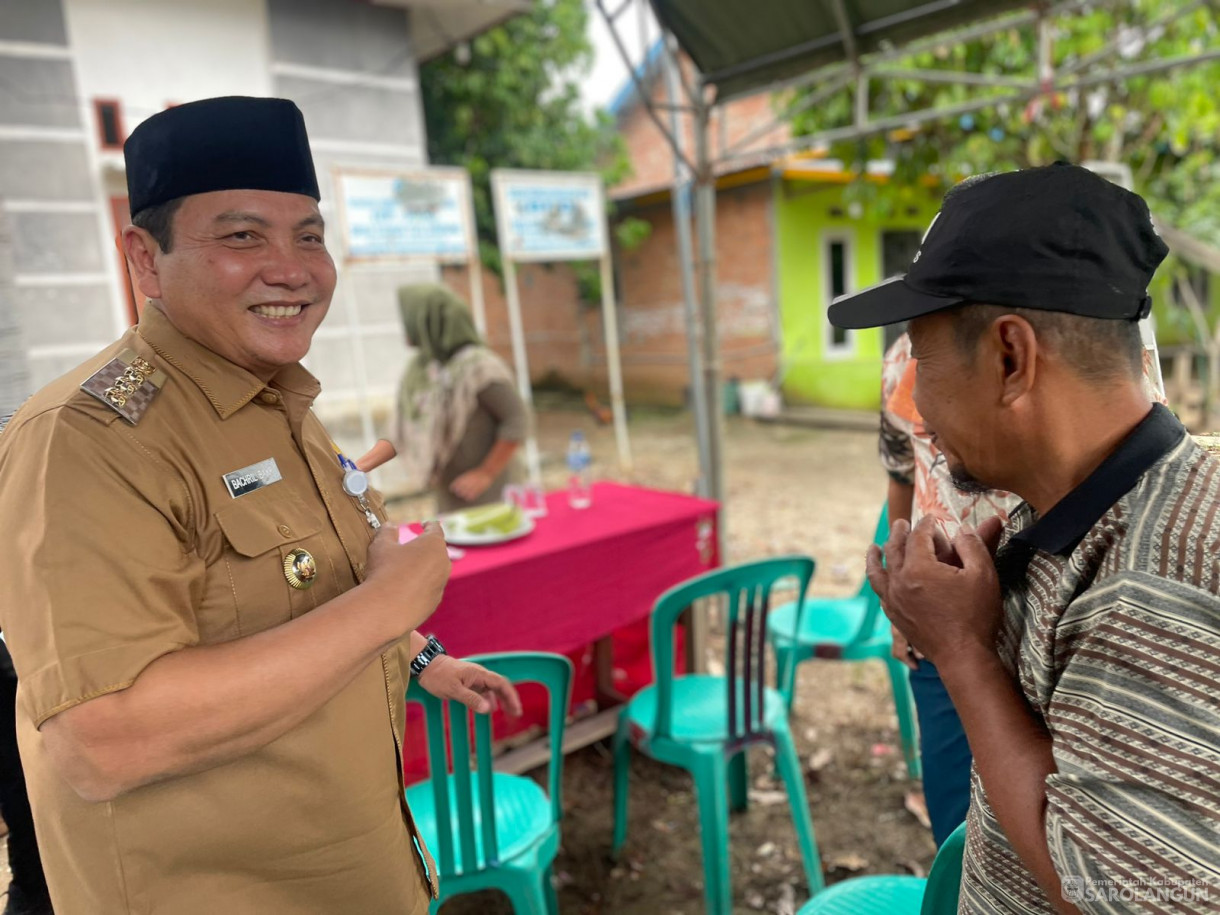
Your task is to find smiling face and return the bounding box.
[129,189,336,380]
[908,312,1005,493]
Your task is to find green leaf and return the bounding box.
[785,0,1220,250]
[419,0,630,275]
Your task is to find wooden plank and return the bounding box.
[493,707,621,775]
[594,636,629,708]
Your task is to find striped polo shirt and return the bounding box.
[961,404,1220,914]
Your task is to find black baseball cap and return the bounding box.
[827,163,1168,329]
[125,97,320,218]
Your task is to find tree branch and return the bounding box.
[1177,273,1220,428]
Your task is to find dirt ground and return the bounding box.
[395,404,938,915]
[0,405,935,915]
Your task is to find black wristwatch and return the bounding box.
[410,635,447,677]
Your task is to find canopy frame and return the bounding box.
[594,0,1220,529]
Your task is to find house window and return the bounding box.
[824,234,854,355]
[94,99,124,149]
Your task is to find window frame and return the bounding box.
[92,98,125,150]
[822,230,856,359]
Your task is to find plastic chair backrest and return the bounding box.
[406,651,572,878]
[919,820,967,915]
[650,556,814,745]
[844,503,891,647]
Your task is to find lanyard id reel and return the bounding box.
[332,445,381,529]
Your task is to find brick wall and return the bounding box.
[614,181,778,405]
[614,55,790,199]
[441,261,601,391]
[440,177,778,408]
[429,55,785,408]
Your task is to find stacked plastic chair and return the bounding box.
[797,820,967,914]
[406,652,572,914]
[611,556,825,914]
[766,504,921,777]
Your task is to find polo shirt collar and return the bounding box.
[136,303,321,419]
[1008,403,1185,558]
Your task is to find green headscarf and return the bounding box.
[398,283,482,366]
[397,283,485,422]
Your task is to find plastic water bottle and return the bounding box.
[566,431,592,509]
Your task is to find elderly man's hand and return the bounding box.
[450,468,494,502]
[417,656,524,717]
[866,515,1005,668]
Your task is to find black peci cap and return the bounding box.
[124,96,320,217]
[827,163,1168,329]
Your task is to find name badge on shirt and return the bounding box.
[222,458,282,498]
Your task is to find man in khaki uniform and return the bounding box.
[0,97,520,914]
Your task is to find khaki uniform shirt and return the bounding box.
[0,306,436,914]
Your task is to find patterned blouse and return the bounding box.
[879,333,1021,536]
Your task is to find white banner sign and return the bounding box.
[336,168,475,261]
[491,170,606,262]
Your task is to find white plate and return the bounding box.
[439,511,535,546]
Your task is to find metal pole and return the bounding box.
[501,256,542,485]
[598,251,633,471]
[690,92,724,672]
[0,209,31,419]
[868,67,1035,89]
[720,69,854,159]
[594,0,697,174]
[339,271,377,448]
[468,255,487,337]
[855,70,869,130]
[1093,162,1169,402]
[462,172,487,336]
[662,36,711,497]
[694,96,726,524]
[326,167,376,447]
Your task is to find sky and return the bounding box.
[581,0,657,114]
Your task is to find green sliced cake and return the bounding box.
[452,502,525,535]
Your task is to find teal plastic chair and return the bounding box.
[766,504,921,778]
[796,820,967,914]
[612,556,825,915]
[405,652,572,915]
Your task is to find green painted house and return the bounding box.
[609,51,1218,416]
[774,166,940,409]
[771,169,1220,414]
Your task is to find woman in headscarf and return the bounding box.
[394,284,527,512]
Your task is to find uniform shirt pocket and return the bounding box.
[211,494,327,638]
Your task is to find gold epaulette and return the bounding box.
[79,349,167,425]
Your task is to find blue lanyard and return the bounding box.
[331,441,358,472]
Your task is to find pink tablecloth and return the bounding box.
[405,482,719,780]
